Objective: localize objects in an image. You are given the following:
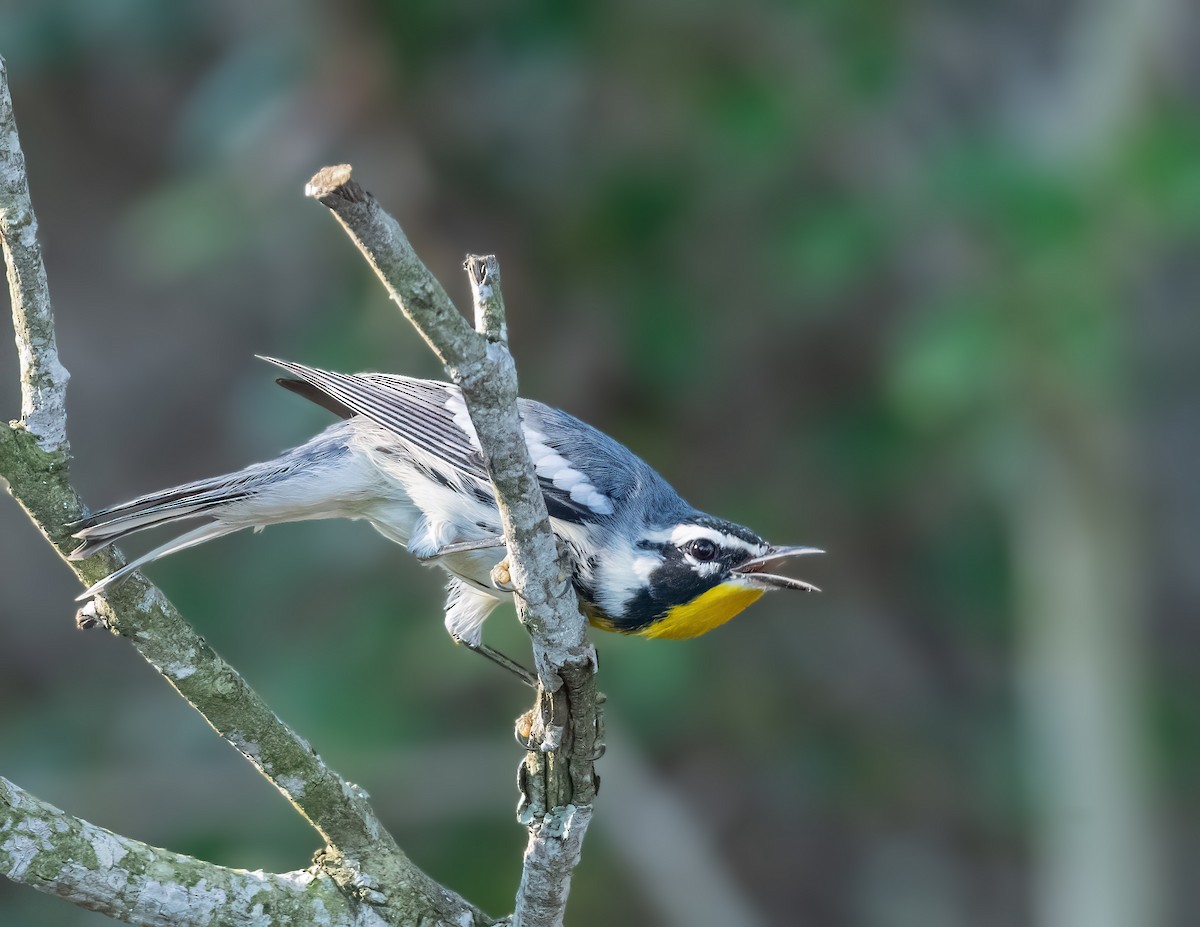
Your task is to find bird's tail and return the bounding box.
[68,423,362,598]
[69,475,257,560]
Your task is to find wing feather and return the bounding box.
[264,357,691,525]
[265,358,487,480]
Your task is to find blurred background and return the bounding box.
[1,1,1197,925]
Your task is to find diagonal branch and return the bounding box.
[307,167,600,927]
[0,57,489,927]
[0,778,370,927]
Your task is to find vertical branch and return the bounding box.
[303,165,480,368]
[464,256,600,927]
[512,804,593,927]
[0,55,69,454]
[467,254,508,343]
[1010,441,1155,927]
[308,169,601,927]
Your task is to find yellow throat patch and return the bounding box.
[637,582,765,640]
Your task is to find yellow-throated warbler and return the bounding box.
[70,359,821,659]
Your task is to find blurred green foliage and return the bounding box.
[2,1,1197,925]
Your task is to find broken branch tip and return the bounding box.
[305,164,364,205]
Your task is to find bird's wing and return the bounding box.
[516,402,653,519]
[266,358,688,525]
[266,358,488,481]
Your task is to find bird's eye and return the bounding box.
[687,538,718,561]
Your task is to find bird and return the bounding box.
[69,358,821,675]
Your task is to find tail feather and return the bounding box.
[68,475,257,560]
[66,429,354,558]
[77,521,244,599]
[67,420,381,597]
[68,481,253,533]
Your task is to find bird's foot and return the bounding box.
[491,556,514,591]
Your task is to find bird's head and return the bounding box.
[582,515,821,639]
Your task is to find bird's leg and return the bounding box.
[414,535,506,563]
[443,573,534,686]
[462,640,537,688]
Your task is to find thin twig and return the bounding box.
[304,165,480,371]
[308,168,600,927]
[467,254,508,343]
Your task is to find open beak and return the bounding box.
[732,545,823,592]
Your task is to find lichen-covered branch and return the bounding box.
[0,55,69,454]
[0,778,375,927]
[0,420,466,923]
[512,804,592,927]
[464,255,599,926]
[307,168,600,927]
[0,342,483,927]
[0,60,488,927]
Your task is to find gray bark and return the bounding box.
[3,59,593,927]
[306,168,601,927]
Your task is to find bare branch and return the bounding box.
[513,805,592,927]
[0,778,375,927]
[0,55,69,454]
[308,168,601,927]
[0,68,489,927]
[305,171,597,677]
[467,254,508,343]
[0,416,490,927]
[304,165,479,370]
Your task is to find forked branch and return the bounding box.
[307,167,601,927]
[2,51,595,924]
[0,56,488,927]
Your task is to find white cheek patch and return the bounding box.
[632,555,660,583]
[588,538,664,618]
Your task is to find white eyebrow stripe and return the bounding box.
[643,524,766,555]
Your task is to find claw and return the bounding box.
[491,556,514,591]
